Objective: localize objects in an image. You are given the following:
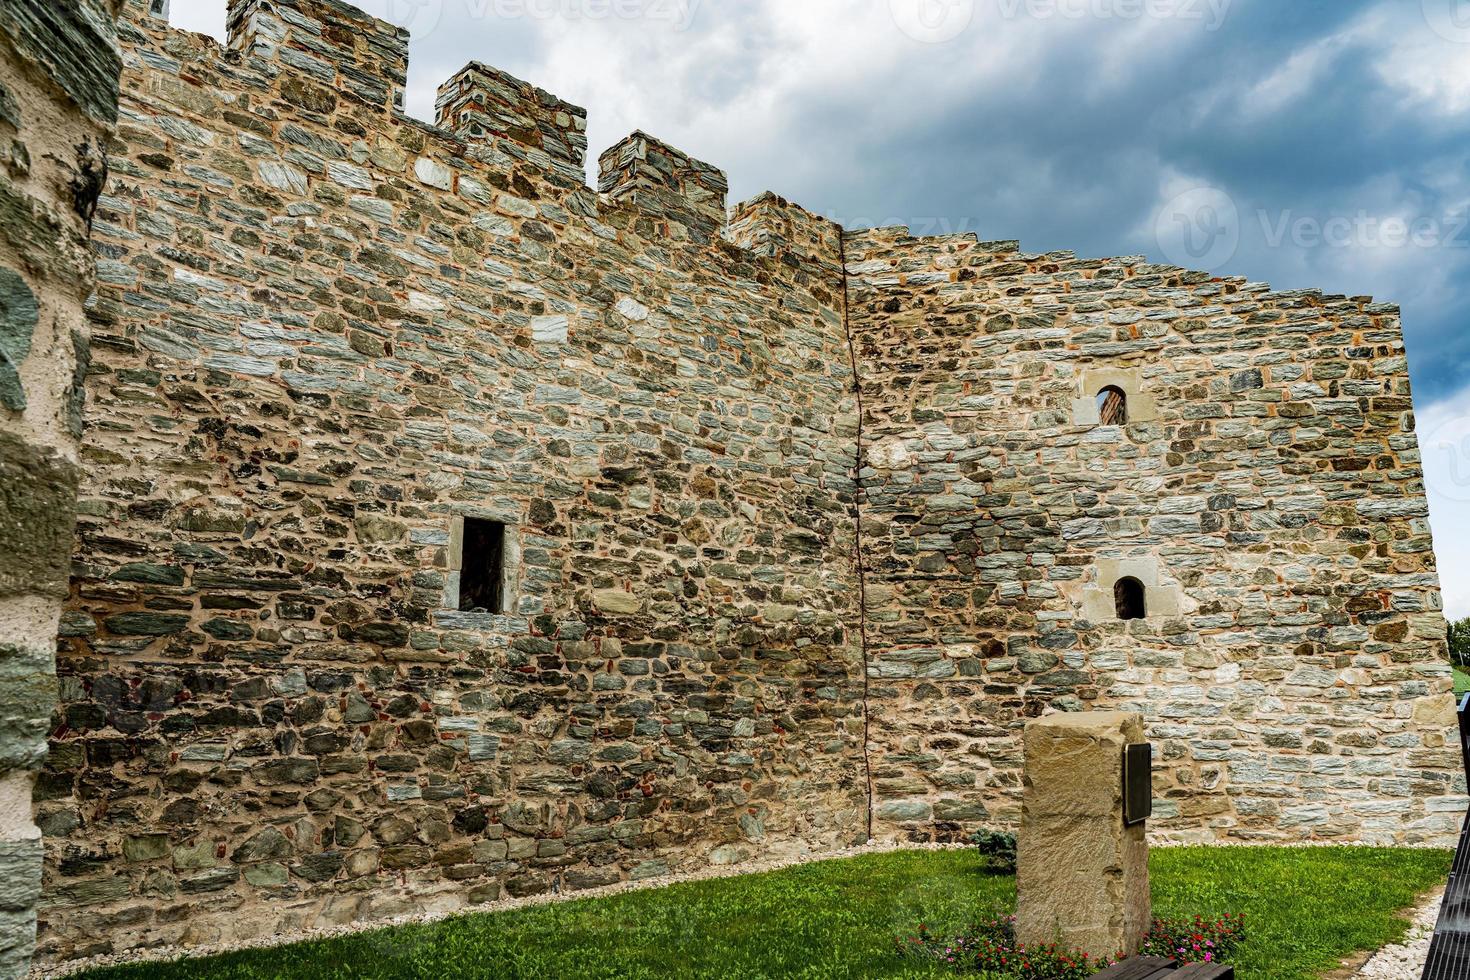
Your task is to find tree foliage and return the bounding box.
[1449,617,1470,668]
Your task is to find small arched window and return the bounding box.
[1114,577,1146,621]
[1097,386,1128,426]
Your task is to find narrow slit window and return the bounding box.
[1097,386,1128,425]
[1114,577,1146,621]
[459,518,506,614]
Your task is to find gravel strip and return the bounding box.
[1150,837,1451,850]
[30,838,1450,979]
[1355,888,1444,978]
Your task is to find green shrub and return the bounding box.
[970,830,1017,874]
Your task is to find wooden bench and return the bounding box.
[1092,956,1234,979]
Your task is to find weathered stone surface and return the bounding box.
[1017,712,1149,961]
[0,0,122,123]
[0,839,43,979]
[848,227,1454,848]
[0,645,56,774]
[43,0,864,965]
[0,839,43,913]
[101,612,189,636]
[0,1,122,974]
[25,0,1453,968]
[0,432,80,600]
[591,590,642,615]
[232,827,291,865]
[0,269,38,411]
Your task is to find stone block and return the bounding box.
[0,645,56,774]
[1017,711,1149,962]
[1080,556,1184,622]
[0,432,80,600]
[0,0,122,123]
[0,838,42,914]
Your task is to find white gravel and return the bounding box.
[1355,888,1443,978]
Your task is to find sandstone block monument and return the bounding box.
[1017,712,1151,961]
[0,0,1453,970]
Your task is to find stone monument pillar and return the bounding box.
[1016,711,1151,962]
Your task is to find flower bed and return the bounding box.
[899,912,1246,979]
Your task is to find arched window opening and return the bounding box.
[1097,386,1128,425]
[1114,577,1146,621]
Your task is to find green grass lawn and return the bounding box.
[79,846,1449,980]
[1454,666,1470,695]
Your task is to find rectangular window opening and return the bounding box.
[459,518,506,614]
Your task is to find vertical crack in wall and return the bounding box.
[838,230,875,842]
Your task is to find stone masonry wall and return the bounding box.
[846,226,1460,847]
[0,1,121,977]
[40,0,863,962]
[24,0,1460,967]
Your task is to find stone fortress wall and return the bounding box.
[846,229,1458,843]
[24,0,1460,966]
[44,0,865,961]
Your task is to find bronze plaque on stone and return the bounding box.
[1123,742,1152,827]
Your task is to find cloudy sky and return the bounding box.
[171,0,1470,617]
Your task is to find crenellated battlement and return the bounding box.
[599,131,730,243]
[728,192,844,273]
[130,0,835,262]
[436,61,588,181]
[226,0,409,113]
